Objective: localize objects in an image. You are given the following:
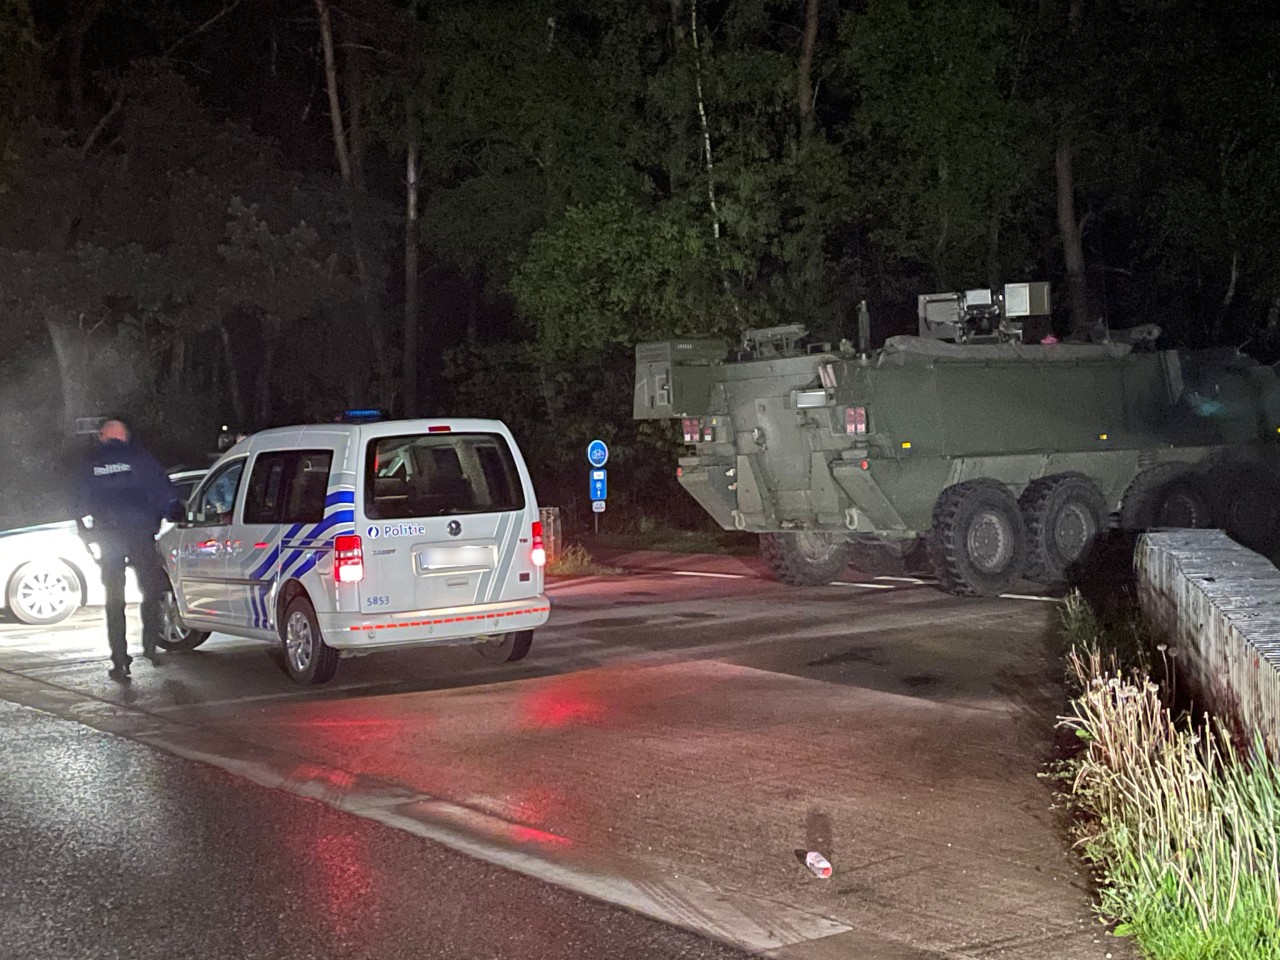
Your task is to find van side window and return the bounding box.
[244,453,290,524]
[282,452,333,523]
[365,433,524,520]
[243,451,334,524]
[191,460,246,526]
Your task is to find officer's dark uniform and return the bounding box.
[82,435,178,674]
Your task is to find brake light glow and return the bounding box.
[531,521,546,568]
[427,425,452,433]
[845,406,867,435]
[334,534,365,582]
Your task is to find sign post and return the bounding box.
[587,440,609,535]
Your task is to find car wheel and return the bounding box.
[155,587,211,651]
[7,560,83,625]
[280,595,339,684]
[474,630,534,663]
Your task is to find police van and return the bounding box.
[158,413,549,684]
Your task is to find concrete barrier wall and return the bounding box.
[1135,530,1280,760]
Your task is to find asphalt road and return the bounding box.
[0,699,753,960]
[0,550,1133,960]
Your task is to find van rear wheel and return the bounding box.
[474,630,533,663]
[281,596,339,684]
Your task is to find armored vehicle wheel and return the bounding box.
[847,538,907,577]
[1205,463,1280,554]
[1019,473,1109,584]
[927,480,1028,597]
[1119,464,1213,530]
[759,532,852,586]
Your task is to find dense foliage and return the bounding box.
[3,0,1280,522]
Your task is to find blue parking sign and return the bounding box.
[590,469,607,501]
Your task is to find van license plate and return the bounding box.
[417,545,494,572]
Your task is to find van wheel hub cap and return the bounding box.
[286,612,314,672]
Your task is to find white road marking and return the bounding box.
[830,581,896,589]
[873,576,931,584]
[669,570,748,580]
[999,593,1060,603]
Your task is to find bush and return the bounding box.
[1055,591,1280,960]
[548,543,622,577]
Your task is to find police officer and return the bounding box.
[81,420,179,681]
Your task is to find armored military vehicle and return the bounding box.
[634,284,1280,596]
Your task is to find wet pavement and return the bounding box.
[0,551,1134,959]
[0,699,752,960]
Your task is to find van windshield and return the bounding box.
[364,433,525,520]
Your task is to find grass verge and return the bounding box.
[548,543,623,577]
[1053,591,1280,959]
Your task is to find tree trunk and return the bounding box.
[1055,139,1090,336]
[669,0,685,44]
[403,141,420,418]
[218,323,246,425]
[1056,0,1090,338]
[314,0,352,184]
[167,333,186,389]
[43,310,87,436]
[986,208,1002,291]
[690,0,721,243]
[64,1,107,136]
[347,47,368,194]
[253,333,280,427]
[797,0,820,136]
[314,0,388,403]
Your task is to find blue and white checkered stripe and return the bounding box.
[248,490,356,629]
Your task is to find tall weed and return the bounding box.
[1057,591,1280,959]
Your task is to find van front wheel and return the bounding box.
[474,630,533,663]
[281,596,339,684]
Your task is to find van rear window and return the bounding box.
[364,433,525,520]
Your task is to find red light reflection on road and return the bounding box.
[292,712,409,747]
[280,817,379,942]
[520,676,607,729]
[290,762,357,790]
[509,824,572,847]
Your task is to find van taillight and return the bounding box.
[334,534,365,583]
[845,406,868,435]
[531,521,546,568]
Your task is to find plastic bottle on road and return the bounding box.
[805,851,832,878]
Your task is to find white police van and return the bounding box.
[159,413,549,684]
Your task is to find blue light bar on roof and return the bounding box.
[338,408,387,423]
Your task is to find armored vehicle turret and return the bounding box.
[635,287,1280,596]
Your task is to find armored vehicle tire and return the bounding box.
[1119,464,1213,531]
[927,480,1028,597]
[1205,463,1280,554]
[847,538,907,577]
[759,532,852,586]
[1019,473,1109,584]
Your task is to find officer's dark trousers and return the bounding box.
[98,527,166,667]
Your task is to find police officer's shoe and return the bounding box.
[108,663,131,682]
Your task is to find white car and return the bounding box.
[0,469,207,626]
